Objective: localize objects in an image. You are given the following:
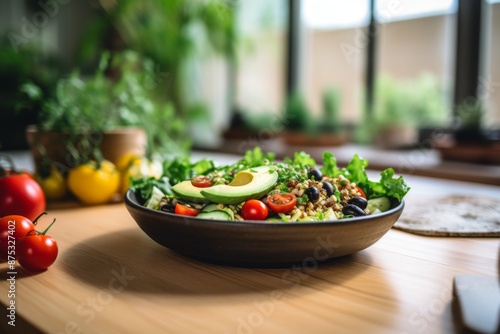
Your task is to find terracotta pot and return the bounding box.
[99,128,147,164]
[26,126,147,171]
[373,125,418,149]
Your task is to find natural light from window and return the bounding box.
[302,0,456,29]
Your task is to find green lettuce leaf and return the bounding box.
[377,168,410,201]
[320,152,341,177]
[342,154,369,185]
[243,147,275,167]
[291,151,316,169]
[322,152,410,201]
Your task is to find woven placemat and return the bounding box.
[394,195,500,237]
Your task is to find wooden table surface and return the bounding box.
[1,153,499,334]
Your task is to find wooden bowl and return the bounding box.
[125,190,405,267]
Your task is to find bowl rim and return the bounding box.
[124,189,405,228]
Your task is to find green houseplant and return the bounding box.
[24,51,189,173]
[454,98,485,143]
[319,87,343,134]
[80,0,236,119]
[283,92,314,133]
[371,74,446,149]
[0,38,60,150]
[434,98,500,164]
[281,88,347,146]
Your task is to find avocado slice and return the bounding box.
[171,180,210,203]
[200,166,278,205]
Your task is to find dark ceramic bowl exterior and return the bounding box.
[125,190,405,266]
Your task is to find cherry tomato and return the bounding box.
[0,155,46,221]
[191,176,213,188]
[0,215,35,258]
[175,204,200,216]
[16,217,58,271]
[267,193,297,214]
[241,199,268,220]
[17,230,58,271]
[356,186,366,199]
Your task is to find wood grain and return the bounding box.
[1,175,499,334]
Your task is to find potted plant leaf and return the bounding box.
[315,87,348,145]
[371,75,418,149]
[0,37,60,151]
[454,98,486,143]
[81,0,236,124]
[22,51,189,190]
[433,97,500,164]
[282,88,347,146]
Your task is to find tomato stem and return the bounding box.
[33,212,48,226]
[41,219,56,235]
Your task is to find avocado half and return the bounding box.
[200,166,278,205]
[171,180,210,203]
[170,166,278,205]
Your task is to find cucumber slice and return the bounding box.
[367,197,391,213]
[196,210,232,221]
[201,203,235,220]
[201,204,219,212]
[145,186,164,210]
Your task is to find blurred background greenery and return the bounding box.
[1,0,499,157]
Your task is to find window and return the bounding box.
[300,0,370,125]
[234,0,288,117]
[482,0,500,129]
[298,0,458,145]
[375,0,457,133]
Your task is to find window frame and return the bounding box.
[284,0,486,131]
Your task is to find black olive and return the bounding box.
[342,204,367,217]
[160,204,175,213]
[322,181,334,197]
[305,186,320,202]
[308,168,323,181]
[348,196,368,209]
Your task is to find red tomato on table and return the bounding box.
[0,215,35,258]
[0,155,46,220]
[17,230,58,271]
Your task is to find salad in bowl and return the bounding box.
[130,148,410,223]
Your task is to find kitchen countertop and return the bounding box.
[1,151,499,333]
